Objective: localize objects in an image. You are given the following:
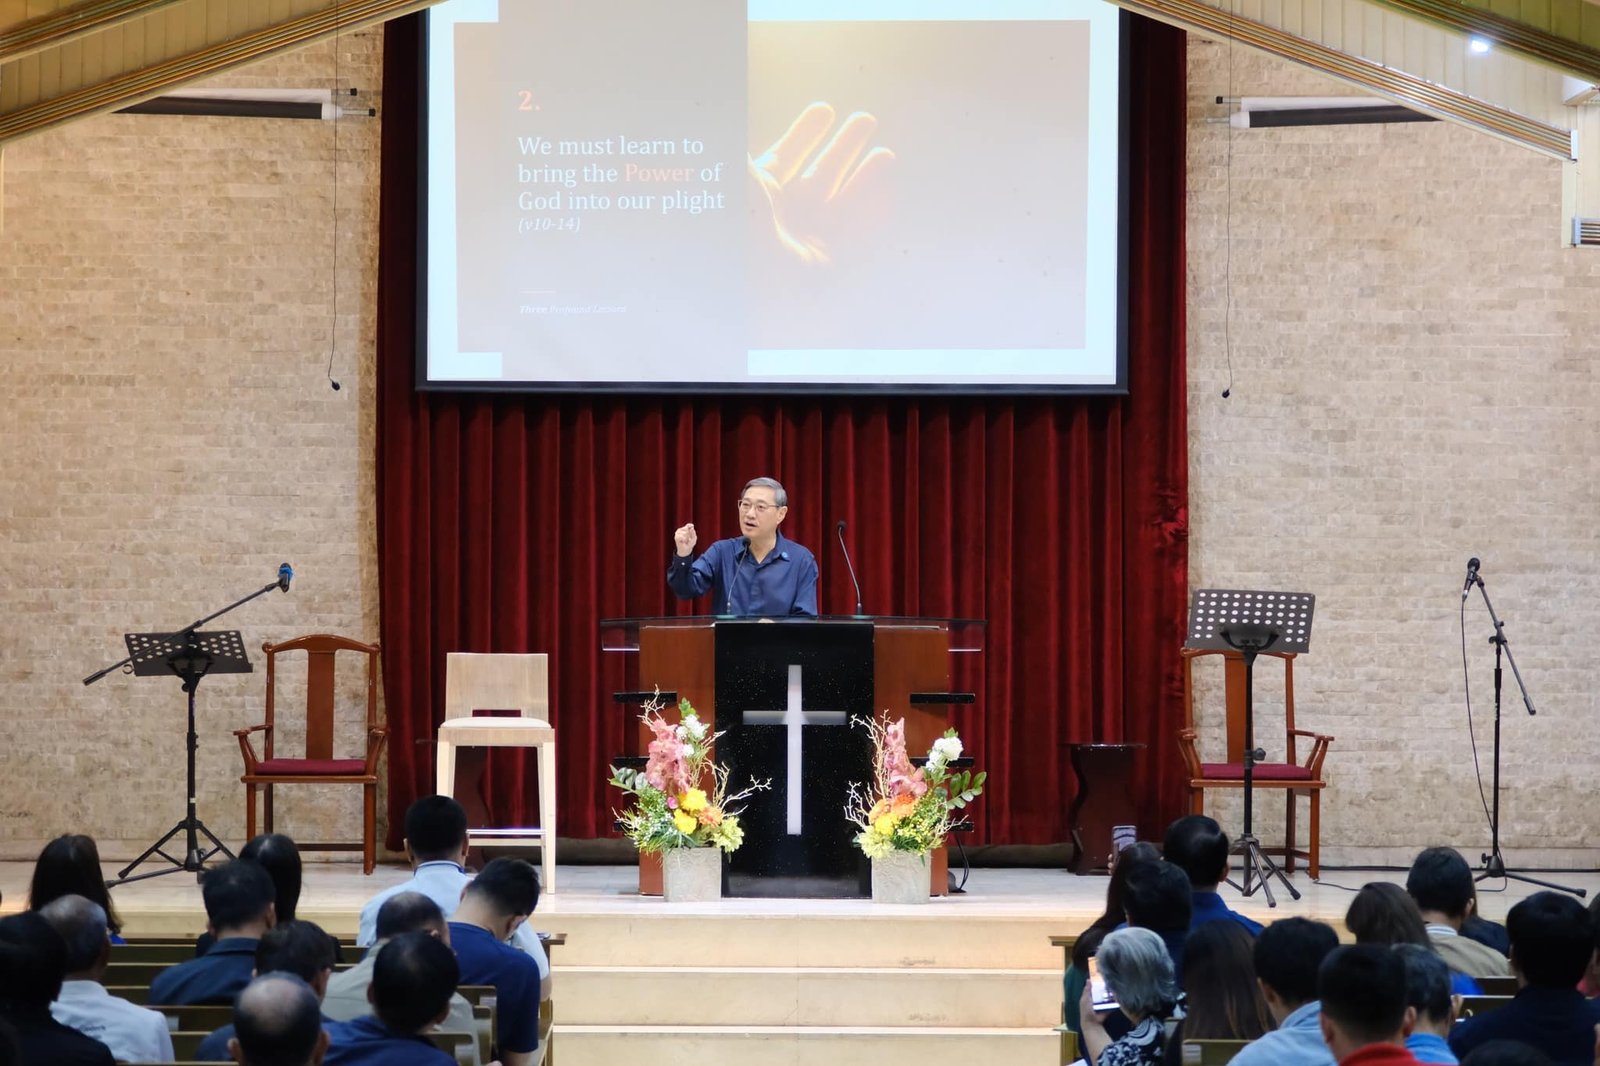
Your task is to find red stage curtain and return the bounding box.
[376,16,1188,849]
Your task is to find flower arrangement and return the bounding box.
[609,696,768,854]
[845,717,985,859]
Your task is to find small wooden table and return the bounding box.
[1064,742,1144,874]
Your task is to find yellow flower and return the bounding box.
[679,788,709,813]
[673,809,697,835]
[871,813,901,837]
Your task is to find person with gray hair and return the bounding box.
[668,476,819,616]
[40,894,175,1064]
[1079,926,1180,1066]
[230,974,328,1066]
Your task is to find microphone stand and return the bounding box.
[84,576,285,686]
[1468,570,1584,896]
[836,521,865,616]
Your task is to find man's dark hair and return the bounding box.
[254,920,336,985]
[464,857,540,919]
[1122,859,1192,933]
[37,895,108,974]
[1394,943,1452,1024]
[1318,944,1409,1047]
[1162,815,1231,888]
[0,912,69,1006]
[1405,847,1475,919]
[371,932,460,1034]
[1460,1042,1556,1066]
[1254,917,1339,1005]
[404,796,470,862]
[240,835,303,924]
[232,973,324,1066]
[201,859,277,932]
[375,892,447,942]
[1506,891,1595,988]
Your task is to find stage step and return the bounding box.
[553,1024,1058,1066]
[560,964,1061,1028]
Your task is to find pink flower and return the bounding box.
[666,796,679,809]
[883,719,928,800]
[645,716,693,795]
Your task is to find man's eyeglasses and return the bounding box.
[736,499,776,514]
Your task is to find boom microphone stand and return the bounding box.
[1464,560,1584,897]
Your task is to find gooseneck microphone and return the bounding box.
[836,520,864,616]
[1462,557,1480,601]
[278,562,295,593]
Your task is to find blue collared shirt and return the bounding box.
[667,532,818,617]
[1448,985,1600,1066]
[1406,1032,1458,1064]
[323,1015,454,1066]
[147,937,258,1006]
[357,862,548,980]
[1191,889,1264,936]
[1229,1001,1336,1066]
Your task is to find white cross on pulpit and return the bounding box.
[741,664,847,835]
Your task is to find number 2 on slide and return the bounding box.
[517,91,536,112]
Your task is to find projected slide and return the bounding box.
[423,0,1124,392]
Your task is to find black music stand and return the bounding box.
[1186,589,1315,906]
[111,630,253,884]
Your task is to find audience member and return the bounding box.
[1460,884,1512,959]
[1396,944,1459,1065]
[39,895,174,1064]
[1461,1045,1555,1066]
[1229,917,1341,1066]
[27,835,124,943]
[197,835,308,959]
[324,894,480,1066]
[228,974,328,1066]
[1122,860,1194,984]
[1580,896,1600,999]
[357,797,549,994]
[450,858,543,1066]
[1079,926,1180,1066]
[1407,849,1511,978]
[1449,892,1600,1066]
[1162,815,1263,935]
[0,912,115,1065]
[1349,883,1483,995]
[1066,843,1163,1033]
[193,920,337,1061]
[1163,920,1273,1066]
[323,932,456,1066]
[1316,944,1422,1065]
[149,859,277,1006]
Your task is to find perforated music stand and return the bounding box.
[114,629,253,884]
[1185,589,1316,906]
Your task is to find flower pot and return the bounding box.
[871,850,930,903]
[662,846,722,902]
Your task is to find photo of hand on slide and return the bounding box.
[749,102,894,266]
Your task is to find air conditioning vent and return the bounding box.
[1574,218,1600,246]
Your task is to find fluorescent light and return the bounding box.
[1468,36,1492,54]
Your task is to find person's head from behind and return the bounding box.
[1394,943,1453,1038]
[738,477,789,542]
[1096,926,1179,1024]
[37,895,111,981]
[229,973,328,1066]
[1506,891,1594,989]
[1074,841,1163,970]
[240,835,303,924]
[1406,847,1475,925]
[458,857,540,940]
[402,796,469,866]
[1347,882,1432,947]
[1460,1042,1555,1066]
[255,921,336,1000]
[0,911,69,1008]
[367,932,459,1035]
[28,834,122,935]
[202,858,277,939]
[1585,893,1600,991]
[1253,917,1339,1022]
[1317,944,1410,1060]
[1122,859,1193,933]
[374,892,449,946]
[1182,920,1272,1040]
[1162,815,1231,890]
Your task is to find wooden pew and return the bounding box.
[1457,994,1513,1019]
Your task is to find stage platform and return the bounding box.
[3,862,1595,1066]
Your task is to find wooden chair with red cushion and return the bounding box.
[1177,646,1333,877]
[234,634,385,874]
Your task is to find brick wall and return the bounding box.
[0,31,384,861]
[1187,41,1600,867]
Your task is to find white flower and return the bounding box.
[675,724,689,739]
[680,743,695,757]
[930,736,963,765]
[684,715,708,740]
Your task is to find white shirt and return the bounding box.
[357,861,550,979]
[52,979,175,1064]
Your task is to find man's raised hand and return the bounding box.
[674,523,698,558]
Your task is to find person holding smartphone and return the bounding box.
[1079,927,1181,1066]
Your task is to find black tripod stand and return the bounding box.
[1463,560,1584,897]
[85,566,292,885]
[1187,589,1317,907]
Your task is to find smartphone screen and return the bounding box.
[1087,954,1120,1012]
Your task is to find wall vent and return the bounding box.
[1574,218,1600,246]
